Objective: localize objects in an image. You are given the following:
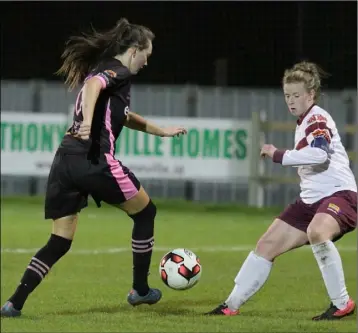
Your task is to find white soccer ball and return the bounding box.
[159,248,202,290]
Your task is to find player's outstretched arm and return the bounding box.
[125,111,187,137]
[260,143,328,167]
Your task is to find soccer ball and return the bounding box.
[159,248,202,290]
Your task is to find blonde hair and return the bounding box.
[282,61,330,101]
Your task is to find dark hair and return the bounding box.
[56,18,155,90]
[283,61,330,101]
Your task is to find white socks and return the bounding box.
[225,251,272,311]
[311,240,349,309]
[225,241,350,311]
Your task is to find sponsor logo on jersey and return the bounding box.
[104,70,117,78]
[307,114,327,124]
[312,128,331,143]
[327,203,340,214]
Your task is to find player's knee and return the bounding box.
[52,215,78,240]
[130,199,157,222]
[129,200,157,236]
[255,220,289,261]
[255,239,275,261]
[307,223,331,244]
[255,234,277,261]
[307,213,340,244]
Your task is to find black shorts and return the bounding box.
[44,150,141,220]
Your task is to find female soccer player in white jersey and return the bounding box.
[206,61,357,320]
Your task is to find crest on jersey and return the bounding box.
[104,70,117,78]
[327,203,340,214]
[312,129,331,143]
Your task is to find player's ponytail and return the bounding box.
[56,18,154,91]
[282,61,330,102]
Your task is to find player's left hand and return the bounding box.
[78,122,91,140]
[260,144,277,159]
[162,127,187,137]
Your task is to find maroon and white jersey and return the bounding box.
[273,105,357,204]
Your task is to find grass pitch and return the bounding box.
[1,197,357,332]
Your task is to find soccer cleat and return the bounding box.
[0,301,22,318]
[312,298,356,321]
[205,303,239,316]
[127,288,162,307]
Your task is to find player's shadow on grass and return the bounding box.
[51,303,195,317]
[49,297,222,317]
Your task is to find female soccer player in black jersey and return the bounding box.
[1,18,187,317]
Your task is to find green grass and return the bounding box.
[1,198,357,332]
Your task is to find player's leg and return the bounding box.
[206,219,308,315]
[206,198,312,316]
[87,159,161,306]
[1,153,88,317]
[1,216,78,317]
[308,191,357,320]
[118,186,161,306]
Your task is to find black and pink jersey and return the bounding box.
[60,58,132,159]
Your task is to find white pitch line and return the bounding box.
[1,245,356,255]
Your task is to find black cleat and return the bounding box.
[312,299,356,321]
[205,303,239,316]
[1,301,22,318]
[127,288,162,307]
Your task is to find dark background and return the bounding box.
[1,1,357,88]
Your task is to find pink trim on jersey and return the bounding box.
[84,74,94,82]
[93,75,107,89]
[74,88,82,116]
[104,99,138,201]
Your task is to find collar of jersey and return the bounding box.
[297,103,316,125]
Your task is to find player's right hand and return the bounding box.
[260,144,277,159]
[78,122,91,140]
[161,127,187,137]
